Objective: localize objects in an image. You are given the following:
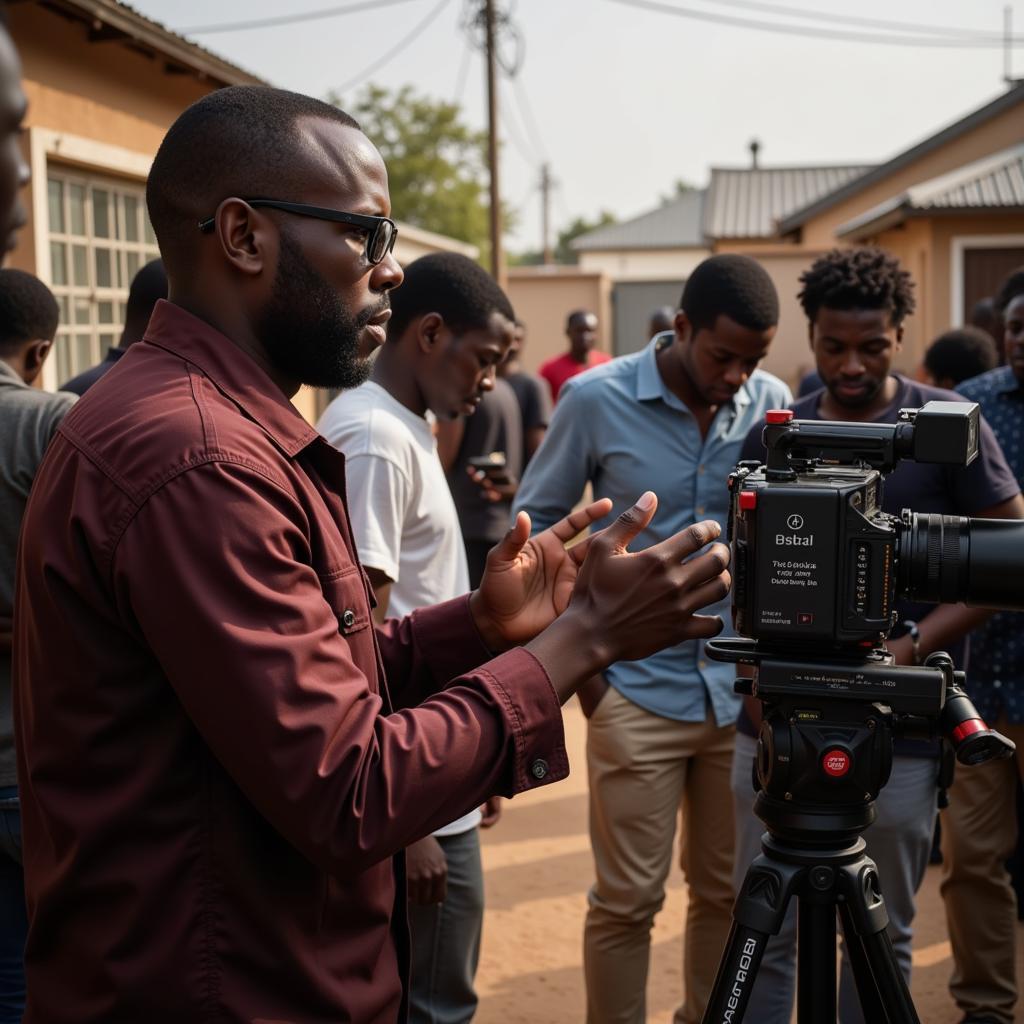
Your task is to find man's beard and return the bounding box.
[259,229,385,390]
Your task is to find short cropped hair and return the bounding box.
[0,269,59,355]
[995,267,1024,313]
[924,327,998,387]
[798,247,916,327]
[387,253,515,341]
[680,255,779,334]
[146,86,360,272]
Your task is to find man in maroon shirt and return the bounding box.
[538,309,612,402]
[12,86,732,1023]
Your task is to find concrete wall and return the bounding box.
[578,246,709,282]
[506,268,612,374]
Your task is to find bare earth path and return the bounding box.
[475,702,1024,1023]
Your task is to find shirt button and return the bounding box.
[696,506,705,515]
[698,464,706,474]
[342,609,356,628]
[698,659,707,669]
[531,758,549,780]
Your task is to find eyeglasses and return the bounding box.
[198,198,398,266]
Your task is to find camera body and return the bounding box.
[727,401,980,654]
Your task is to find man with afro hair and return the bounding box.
[733,247,1022,1024]
[516,253,790,1024]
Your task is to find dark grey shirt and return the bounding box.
[0,360,75,785]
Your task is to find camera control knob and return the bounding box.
[765,410,794,424]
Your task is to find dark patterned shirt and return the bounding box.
[958,366,1024,723]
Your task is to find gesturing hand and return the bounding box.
[406,836,448,906]
[469,498,614,651]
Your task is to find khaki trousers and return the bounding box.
[583,686,735,1024]
[940,719,1024,1024]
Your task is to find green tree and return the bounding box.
[659,178,698,206]
[328,84,508,256]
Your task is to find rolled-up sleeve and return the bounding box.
[115,460,567,878]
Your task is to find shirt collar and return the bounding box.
[142,299,319,458]
[0,359,26,388]
[635,332,753,411]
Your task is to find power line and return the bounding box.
[510,74,547,159]
[331,0,454,97]
[704,0,1011,41]
[604,0,1024,47]
[453,34,473,105]
[178,0,422,35]
[498,76,538,166]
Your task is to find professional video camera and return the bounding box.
[701,402,1024,1024]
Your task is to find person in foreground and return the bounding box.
[12,85,732,1024]
[515,254,791,1024]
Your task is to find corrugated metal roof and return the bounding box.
[779,80,1024,235]
[838,143,1024,239]
[571,189,706,251]
[703,165,872,240]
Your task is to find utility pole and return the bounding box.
[540,162,554,265]
[484,0,506,288]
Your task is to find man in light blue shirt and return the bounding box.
[515,254,791,1024]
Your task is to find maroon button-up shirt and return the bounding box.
[13,300,568,1023]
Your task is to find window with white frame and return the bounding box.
[46,169,160,386]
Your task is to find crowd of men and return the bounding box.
[2,11,1024,1024]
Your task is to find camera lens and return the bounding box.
[898,513,1024,611]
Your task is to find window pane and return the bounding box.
[98,332,117,349]
[124,195,139,242]
[69,184,86,236]
[95,248,112,287]
[93,189,110,238]
[57,295,70,325]
[55,334,71,386]
[112,195,123,240]
[125,250,141,281]
[50,241,67,285]
[97,300,114,324]
[48,179,65,234]
[73,334,94,376]
[143,216,156,245]
[72,244,88,286]
[72,297,91,325]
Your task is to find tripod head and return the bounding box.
[706,638,1014,843]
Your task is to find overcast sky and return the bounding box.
[130,0,1022,251]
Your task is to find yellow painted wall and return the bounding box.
[506,269,612,375]
[577,246,710,281]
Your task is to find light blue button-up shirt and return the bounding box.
[515,335,792,726]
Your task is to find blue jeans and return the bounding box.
[0,786,26,1023]
[407,827,484,1024]
[730,733,938,1024]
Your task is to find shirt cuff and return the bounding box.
[477,647,569,794]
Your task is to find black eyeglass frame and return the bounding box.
[198,198,398,265]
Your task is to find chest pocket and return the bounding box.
[319,566,378,691]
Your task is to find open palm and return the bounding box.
[475,499,613,648]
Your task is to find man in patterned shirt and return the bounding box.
[944,266,1024,1024]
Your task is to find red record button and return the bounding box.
[822,749,851,777]
[765,409,794,424]
[739,490,757,510]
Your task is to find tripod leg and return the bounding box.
[836,858,920,1024]
[701,854,801,1024]
[797,900,836,1024]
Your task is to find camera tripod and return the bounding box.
[702,795,918,1024]
[700,641,1016,1024]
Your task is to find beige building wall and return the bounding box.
[797,103,1024,249]
[577,246,710,281]
[506,268,612,375]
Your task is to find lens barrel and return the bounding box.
[898,513,1024,611]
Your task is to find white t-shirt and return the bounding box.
[317,381,479,837]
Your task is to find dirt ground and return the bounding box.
[474,702,1024,1023]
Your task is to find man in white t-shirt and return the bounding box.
[317,252,517,1024]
